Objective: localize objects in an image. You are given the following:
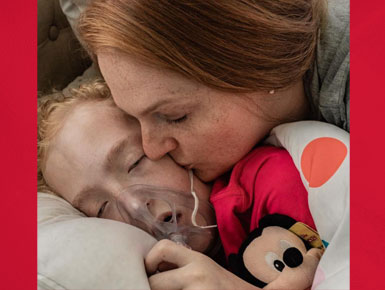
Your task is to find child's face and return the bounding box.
[43,100,215,252]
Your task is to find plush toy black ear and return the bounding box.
[259,214,313,250]
[228,253,239,274]
[258,213,297,230]
[227,216,277,288]
[228,253,267,288]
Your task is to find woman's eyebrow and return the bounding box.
[139,97,193,116]
[139,99,174,116]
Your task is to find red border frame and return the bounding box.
[351,0,385,289]
[1,0,385,289]
[0,1,37,289]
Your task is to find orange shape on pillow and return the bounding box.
[301,137,347,188]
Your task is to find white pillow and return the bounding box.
[266,121,349,290]
[38,192,157,290]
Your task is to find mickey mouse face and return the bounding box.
[242,226,308,284]
[228,214,323,289]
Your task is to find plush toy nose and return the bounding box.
[283,247,303,268]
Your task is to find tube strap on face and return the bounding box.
[189,170,217,229]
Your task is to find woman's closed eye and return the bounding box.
[156,111,189,124]
[166,114,188,124]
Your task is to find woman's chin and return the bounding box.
[194,168,218,183]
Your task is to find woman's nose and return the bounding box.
[141,129,178,160]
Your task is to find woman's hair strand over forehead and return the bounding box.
[78,0,326,92]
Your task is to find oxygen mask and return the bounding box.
[115,171,217,252]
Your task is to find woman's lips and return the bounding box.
[181,164,193,170]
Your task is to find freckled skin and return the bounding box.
[98,49,309,182]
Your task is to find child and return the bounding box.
[38,80,218,254]
[39,80,317,289]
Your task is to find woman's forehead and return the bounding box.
[99,50,201,95]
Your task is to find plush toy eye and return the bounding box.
[273,260,285,272]
[265,252,285,272]
[280,240,293,251]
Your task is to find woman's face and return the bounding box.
[98,49,307,182]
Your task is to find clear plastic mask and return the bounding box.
[113,171,217,252]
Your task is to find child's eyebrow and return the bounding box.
[104,137,131,171]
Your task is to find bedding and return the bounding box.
[266,121,349,290]
[38,193,156,290]
[38,120,349,289]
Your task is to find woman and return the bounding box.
[76,0,349,181]
[75,0,349,288]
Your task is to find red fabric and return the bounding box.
[210,146,315,258]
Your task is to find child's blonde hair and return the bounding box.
[38,79,111,194]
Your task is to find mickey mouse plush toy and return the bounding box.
[229,214,325,289]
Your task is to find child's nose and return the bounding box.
[157,211,183,224]
[147,199,181,224]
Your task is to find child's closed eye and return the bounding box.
[97,201,109,218]
[128,155,144,173]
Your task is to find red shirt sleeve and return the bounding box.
[246,147,316,231]
[211,146,316,257]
